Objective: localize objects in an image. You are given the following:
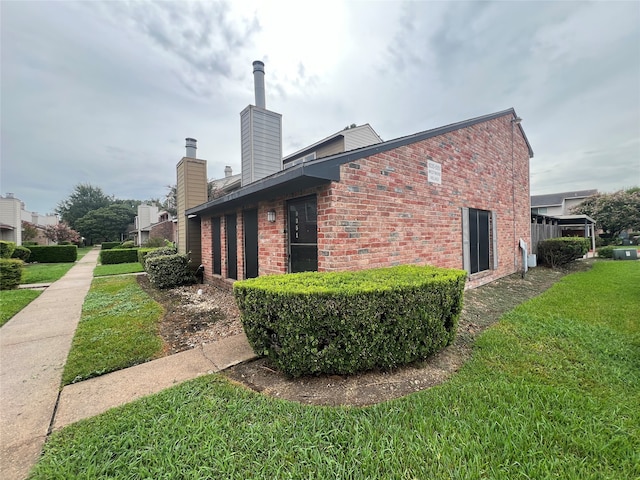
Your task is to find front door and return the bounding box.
[288,196,317,273]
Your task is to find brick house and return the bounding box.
[177,62,533,290]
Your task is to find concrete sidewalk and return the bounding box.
[1,247,100,480]
[1,249,257,480]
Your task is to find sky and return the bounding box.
[1,0,639,215]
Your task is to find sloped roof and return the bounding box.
[188,108,532,217]
[283,124,383,162]
[531,189,598,207]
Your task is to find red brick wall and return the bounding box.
[149,220,176,243]
[199,114,530,288]
[317,115,530,288]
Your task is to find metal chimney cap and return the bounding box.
[252,60,265,72]
[185,137,197,144]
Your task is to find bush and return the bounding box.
[537,237,589,268]
[23,241,38,246]
[28,245,78,263]
[234,265,467,378]
[101,242,122,250]
[137,246,177,265]
[100,248,139,265]
[145,254,194,289]
[11,245,31,262]
[143,237,168,248]
[0,241,16,259]
[596,245,615,259]
[0,258,23,290]
[120,241,135,249]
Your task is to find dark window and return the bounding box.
[212,217,221,275]
[243,209,258,279]
[288,196,317,273]
[464,208,492,274]
[225,214,237,279]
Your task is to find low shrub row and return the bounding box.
[234,265,467,377]
[28,245,77,263]
[99,248,139,265]
[100,242,122,251]
[537,237,589,268]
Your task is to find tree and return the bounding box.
[21,222,39,242]
[571,188,640,238]
[75,204,136,244]
[43,223,81,244]
[56,183,112,231]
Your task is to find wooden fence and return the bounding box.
[531,217,561,254]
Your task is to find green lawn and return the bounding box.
[61,275,164,385]
[0,289,41,327]
[94,262,144,277]
[1,247,95,326]
[31,261,639,479]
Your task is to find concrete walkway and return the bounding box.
[1,249,257,480]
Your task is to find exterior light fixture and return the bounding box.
[267,210,276,222]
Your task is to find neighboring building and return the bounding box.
[0,194,58,245]
[283,124,383,168]
[130,204,159,246]
[130,204,178,246]
[148,211,177,245]
[531,189,597,216]
[177,62,533,290]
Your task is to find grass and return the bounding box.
[0,247,95,327]
[94,262,144,277]
[31,261,639,479]
[0,289,42,327]
[60,275,164,385]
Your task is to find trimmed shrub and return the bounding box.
[596,245,615,259]
[23,241,38,246]
[138,246,177,266]
[234,265,467,378]
[0,241,16,259]
[28,245,77,263]
[120,240,135,249]
[11,245,31,262]
[143,237,168,248]
[145,254,194,289]
[101,242,122,250]
[538,237,590,268]
[100,248,139,265]
[0,258,23,290]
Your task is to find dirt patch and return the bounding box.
[141,261,593,406]
[137,275,244,355]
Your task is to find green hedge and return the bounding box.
[138,246,177,266]
[28,245,78,263]
[11,245,31,262]
[0,259,23,290]
[100,242,121,250]
[596,245,615,259]
[537,237,589,268]
[100,248,139,265]
[144,254,194,289]
[234,265,467,378]
[0,241,16,259]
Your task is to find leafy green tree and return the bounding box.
[75,204,136,244]
[571,187,640,238]
[56,184,112,231]
[21,221,39,242]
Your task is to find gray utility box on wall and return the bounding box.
[613,249,638,260]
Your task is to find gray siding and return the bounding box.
[241,106,282,186]
[343,124,383,151]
